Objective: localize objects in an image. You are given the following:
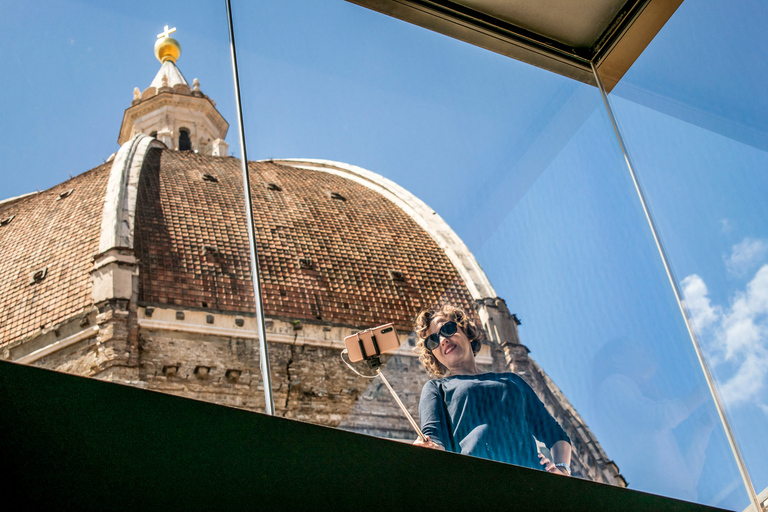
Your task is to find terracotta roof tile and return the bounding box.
[0,149,478,347]
[0,162,111,347]
[136,150,475,331]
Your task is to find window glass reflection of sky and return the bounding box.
[474,103,743,507]
[610,0,768,500]
[1,0,763,510]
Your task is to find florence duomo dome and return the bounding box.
[0,26,624,488]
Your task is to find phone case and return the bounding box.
[344,323,401,362]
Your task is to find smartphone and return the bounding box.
[344,323,401,362]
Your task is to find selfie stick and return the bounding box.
[341,333,428,443]
[376,370,428,443]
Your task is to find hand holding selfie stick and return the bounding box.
[341,327,428,443]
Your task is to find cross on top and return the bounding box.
[157,25,176,39]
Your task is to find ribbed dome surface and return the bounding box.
[0,162,112,347]
[134,149,475,331]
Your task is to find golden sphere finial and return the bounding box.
[154,25,181,63]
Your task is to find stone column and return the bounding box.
[473,297,532,377]
[90,248,141,382]
[157,129,173,149]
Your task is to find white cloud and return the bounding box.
[725,237,768,277]
[682,264,768,409]
[720,218,733,234]
[722,265,768,359]
[719,344,768,406]
[681,274,721,333]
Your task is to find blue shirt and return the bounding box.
[419,372,570,470]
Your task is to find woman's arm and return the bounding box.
[538,440,572,475]
[415,380,450,450]
[550,440,572,475]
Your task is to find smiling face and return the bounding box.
[427,315,479,375]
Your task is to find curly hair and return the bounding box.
[413,304,485,377]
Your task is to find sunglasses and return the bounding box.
[424,321,458,351]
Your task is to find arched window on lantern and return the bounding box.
[179,128,191,151]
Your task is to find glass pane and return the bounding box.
[226,1,744,507]
[603,1,768,509]
[0,0,752,509]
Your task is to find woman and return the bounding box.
[412,304,572,476]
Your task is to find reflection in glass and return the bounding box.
[0,1,759,510]
[472,89,743,507]
[591,338,717,500]
[220,1,747,507]
[604,1,768,509]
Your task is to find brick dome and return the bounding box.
[134,149,476,332]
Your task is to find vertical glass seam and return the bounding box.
[225,0,275,415]
[591,62,761,512]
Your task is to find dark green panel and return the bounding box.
[0,361,730,511]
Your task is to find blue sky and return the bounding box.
[2,0,766,509]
